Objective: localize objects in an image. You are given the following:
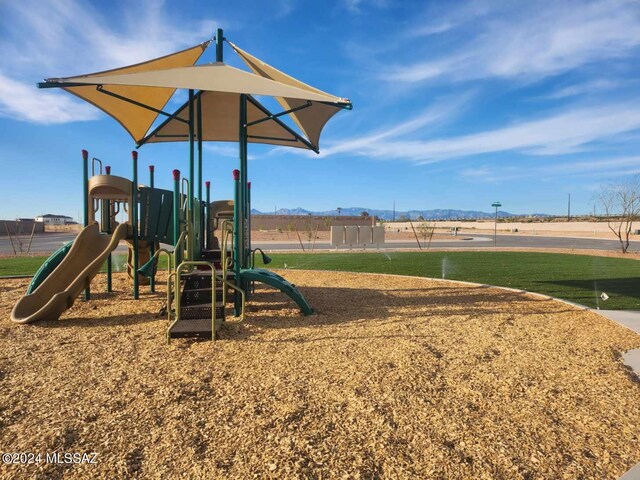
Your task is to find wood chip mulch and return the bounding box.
[1,270,639,479]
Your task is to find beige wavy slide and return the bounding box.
[11,222,129,324]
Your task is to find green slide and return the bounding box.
[26,242,73,294]
[239,268,314,315]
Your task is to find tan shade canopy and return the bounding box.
[53,42,209,142]
[145,90,314,149]
[41,38,351,149]
[229,42,349,149]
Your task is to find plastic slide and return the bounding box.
[11,222,129,324]
[239,268,314,315]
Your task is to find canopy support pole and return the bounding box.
[235,93,248,313]
[132,151,139,300]
[95,86,189,124]
[197,93,203,255]
[149,165,155,293]
[81,149,90,301]
[216,28,224,62]
[188,89,195,260]
[246,95,318,152]
[136,90,204,147]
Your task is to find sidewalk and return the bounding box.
[594,311,640,480]
[595,310,640,377]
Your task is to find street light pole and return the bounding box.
[492,201,502,247]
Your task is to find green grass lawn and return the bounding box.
[0,254,168,277]
[257,251,640,310]
[3,251,639,310]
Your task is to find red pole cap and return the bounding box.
[131,150,138,161]
[205,181,210,188]
[105,166,111,174]
[232,169,240,180]
[248,181,251,189]
[172,169,180,180]
[149,165,154,172]
[81,149,88,160]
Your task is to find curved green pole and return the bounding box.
[233,169,241,316]
[105,165,112,292]
[82,149,90,301]
[149,164,155,293]
[205,180,211,250]
[172,169,181,267]
[132,151,139,300]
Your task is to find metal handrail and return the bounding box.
[181,178,192,261]
[167,260,246,344]
[91,157,103,176]
[167,271,176,321]
[220,219,234,281]
[141,247,173,314]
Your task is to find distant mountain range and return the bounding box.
[251,207,551,221]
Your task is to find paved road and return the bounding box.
[3,232,640,255]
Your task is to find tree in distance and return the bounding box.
[595,176,640,253]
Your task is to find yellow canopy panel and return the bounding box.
[143,91,316,150]
[39,39,351,150]
[45,42,210,142]
[229,42,351,149]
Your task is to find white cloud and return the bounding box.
[387,0,640,84]
[343,0,388,14]
[0,72,100,124]
[317,92,474,157]
[541,79,622,99]
[322,102,640,163]
[0,0,218,124]
[203,144,238,158]
[460,155,640,183]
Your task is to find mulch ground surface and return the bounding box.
[1,271,639,479]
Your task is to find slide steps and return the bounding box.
[168,269,233,340]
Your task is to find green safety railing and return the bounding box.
[167,260,245,344]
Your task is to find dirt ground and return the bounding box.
[1,271,640,479]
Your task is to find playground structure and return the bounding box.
[10,29,350,341]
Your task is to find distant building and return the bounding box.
[35,214,75,225]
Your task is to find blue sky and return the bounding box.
[1,0,639,219]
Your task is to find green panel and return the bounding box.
[139,186,175,244]
[157,190,174,244]
[26,242,73,294]
[239,268,314,315]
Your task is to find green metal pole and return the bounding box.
[105,165,112,293]
[238,92,249,303]
[197,92,203,256]
[205,180,211,250]
[82,149,90,300]
[188,89,195,261]
[233,169,241,315]
[247,180,252,264]
[173,169,181,266]
[149,164,155,293]
[216,28,224,62]
[132,151,139,300]
[239,94,248,271]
